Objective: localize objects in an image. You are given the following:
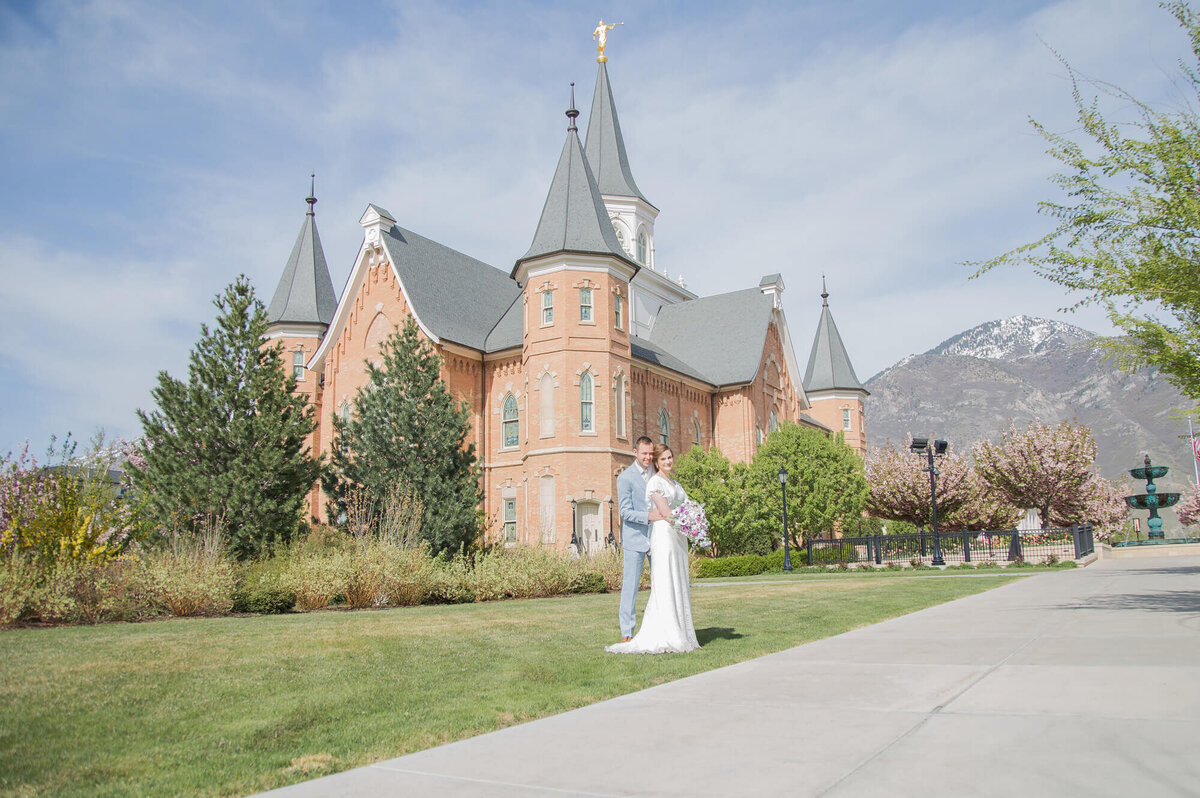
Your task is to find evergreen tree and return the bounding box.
[133,277,318,559]
[324,315,481,554]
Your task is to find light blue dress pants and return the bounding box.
[620,547,649,638]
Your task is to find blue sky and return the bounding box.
[0,0,1190,456]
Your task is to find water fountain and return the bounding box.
[1123,455,1182,543]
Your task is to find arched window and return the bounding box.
[579,287,593,322]
[692,418,702,445]
[502,394,519,448]
[658,409,670,445]
[769,409,779,433]
[613,223,628,255]
[580,373,594,432]
[539,373,555,437]
[614,374,627,439]
[636,230,648,264]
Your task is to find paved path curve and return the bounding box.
[258,557,1200,797]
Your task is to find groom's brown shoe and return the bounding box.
[621,636,632,643]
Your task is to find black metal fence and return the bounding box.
[801,524,1095,567]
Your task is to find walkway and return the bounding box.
[258,557,1200,797]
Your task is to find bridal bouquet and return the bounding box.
[673,500,710,548]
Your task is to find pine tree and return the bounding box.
[133,277,318,559]
[323,315,481,554]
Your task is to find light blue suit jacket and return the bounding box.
[617,462,652,553]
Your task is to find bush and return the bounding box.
[278,548,352,610]
[428,552,475,604]
[0,554,52,626]
[566,571,608,594]
[469,547,574,601]
[232,584,296,614]
[139,542,235,617]
[696,554,770,578]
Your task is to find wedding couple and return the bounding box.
[606,437,699,655]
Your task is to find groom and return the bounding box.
[616,436,665,642]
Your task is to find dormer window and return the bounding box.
[579,287,593,323]
[636,230,648,265]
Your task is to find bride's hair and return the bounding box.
[653,444,674,465]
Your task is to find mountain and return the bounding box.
[864,316,1196,527]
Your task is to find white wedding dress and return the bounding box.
[606,475,699,654]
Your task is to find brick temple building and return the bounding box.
[263,52,867,552]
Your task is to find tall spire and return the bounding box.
[267,183,338,327]
[583,61,651,204]
[516,89,632,270]
[803,283,866,393]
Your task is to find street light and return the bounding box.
[778,466,793,573]
[910,437,948,567]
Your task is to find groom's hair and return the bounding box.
[634,436,654,448]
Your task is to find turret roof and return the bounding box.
[583,62,651,205]
[267,191,337,326]
[518,102,632,268]
[803,288,867,393]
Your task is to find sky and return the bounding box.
[0,0,1192,457]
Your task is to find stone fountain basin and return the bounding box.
[1130,465,1170,480]
[1125,493,1181,509]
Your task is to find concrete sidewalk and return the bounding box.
[258,557,1200,797]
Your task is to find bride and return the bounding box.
[606,444,699,654]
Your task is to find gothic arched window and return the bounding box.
[658,409,670,446]
[502,394,519,448]
[614,374,627,439]
[580,373,594,432]
[692,418,702,445]
[636,230,648,265]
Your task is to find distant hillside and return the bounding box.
[864,316,1196,528]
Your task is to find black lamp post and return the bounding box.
[910,437,948,567]
[779,466,793,573]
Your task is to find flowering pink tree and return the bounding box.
[973,419,1119,529]
[1175,483,1200,528]
[865,439,973,528]
[1086,475,1130,542]
[949,469,1023,531]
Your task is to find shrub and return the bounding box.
[0,554,52,626]
[232,584,296,614]
[469,547,573,601]
[696,555,769,578]
[566,571,608,594]
[139,543,235,617]
[56,559,146,624]
[278,548,352,611]
[428,552,474,604]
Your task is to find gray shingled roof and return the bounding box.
[484,294,524,353]
[584,62,651,205]
[647,288,776,385]
[519,122,631,267]
[380,224,522,351]
[804,299,866,393]
[630,338,708,383]
[267,206,337,326]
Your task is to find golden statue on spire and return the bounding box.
[593,18,623,62]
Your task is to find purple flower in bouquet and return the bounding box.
[673,499,710,547]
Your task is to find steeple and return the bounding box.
[584,61,650,205]
[516,90,632,271]
[267,179,338,328]
[803,283,866,394]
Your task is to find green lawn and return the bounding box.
[0,571,1024,797]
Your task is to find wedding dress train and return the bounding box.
[606,475,699,655]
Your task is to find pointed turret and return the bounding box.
[267,179,337,328]
[802,279,868,455]
[804,280,866,393]
[584,62,650,205]
[517,88,633,272]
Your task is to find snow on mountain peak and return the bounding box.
[925,316,1094,361]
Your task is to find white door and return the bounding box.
[578,502,601,556]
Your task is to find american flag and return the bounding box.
[1193,437,1200,462]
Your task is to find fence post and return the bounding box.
[1071,523,1081,559]
[919,525,927,557]
[875,533,883,565]
[807,536,814,567]
[1084,523,1094,557]
[1007,527,1022,561]
[963,530,971,562]
[865,531,873,563]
